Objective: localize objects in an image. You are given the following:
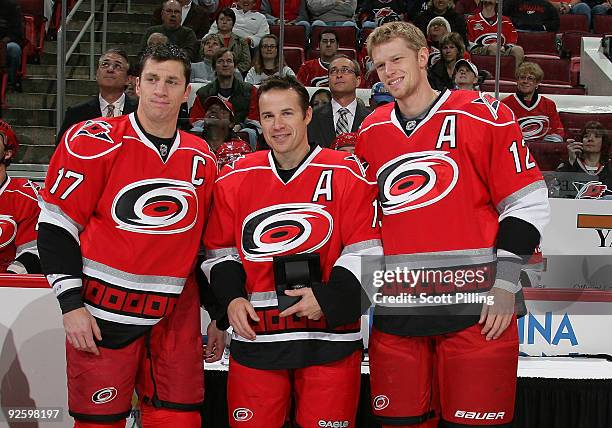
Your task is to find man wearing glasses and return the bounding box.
[57,48,137,145]
[297,29,340,87]
[308,54,370,148]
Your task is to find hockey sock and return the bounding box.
[140,403,201,428]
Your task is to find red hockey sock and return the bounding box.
[74,421,125,428]
[140,403,201,428]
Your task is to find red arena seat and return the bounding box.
[270,25,307,48]
[282,47,305,74]
[593,14,612,35]
[530,57,571,86]
[559,112,612,140]
[527,142,567,171]
[471,54,516,82]
[561,31,592,59]
[517,31,559,58]
[311,26,358,50]
[559,14,589,32]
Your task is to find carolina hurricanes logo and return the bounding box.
[377,151,458,215]
[233,408,254,422]
[91,387,117,404]
[112,179,199,234]
[0,215,17,249]
[576,181,609,199]
[518,116,550,141]
[242,203,333,262]
[476,33,506,47]
[73,120,113,143]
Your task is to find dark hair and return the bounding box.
[218,8,236,26]
[329,54,361,75]
[101,47,130,67]
[212,47,234,68]
[319,29,338,45]
[580,121,611,164]
[139,43,191,86]
[257,76,310,117]
[309,88,331,107]
[253,34,286,74]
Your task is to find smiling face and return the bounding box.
[259,88,312,159]
[433,0,450,12]
[372,37,429,102]
[517,72,539,97]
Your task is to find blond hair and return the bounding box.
[366,21,428,57]
[516,61,544,83]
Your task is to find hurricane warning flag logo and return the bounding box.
[112,179,199,234]
[376,151,458,214]
[242,203,333,262]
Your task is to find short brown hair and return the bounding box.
[139,43,190,87]
[367,21,427,57]
[439,32,465,62]
[212,47,235,68]
[580,121,611,164]
[516,62,544,83]
[257,76,310,117]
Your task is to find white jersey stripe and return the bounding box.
[232,330,362,343]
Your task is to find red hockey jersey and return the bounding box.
[357,90,549,335]
[202,146,381,368]
[0,176,39,273]
[467,13,518,50]
[502,93,565,142]
[297,59,330,87]
[40,114,217,329]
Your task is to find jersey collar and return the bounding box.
[268,145,322,185]
[128,113,181,163]
[390,89,451,137]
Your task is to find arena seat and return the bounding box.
[0,43,7,109]
[561,31,591,59]
[559,14,589,32]
[19,0,47,74]
[530,57,571,86]
[527,142,567,171]
[282,47,305,74]
[517,32,559,59]
[471,54,516,82]
[270,25,307,48]
[480,81,517,93]
[311,26,358,50]
[538,85,586,95]
[593,14,612,35]
[559,112,612,139]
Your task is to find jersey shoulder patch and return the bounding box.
[62,118,123,159]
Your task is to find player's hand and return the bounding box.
[204,320,226,363]
[566,139,582,164]
[227,297,259,341]
[279,288,323,320]
[479,288,515,341]
[63,307,102,355]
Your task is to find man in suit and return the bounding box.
[308,55,370,148]
[152,0,211,40]
[56,48,137,144]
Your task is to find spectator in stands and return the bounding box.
[452,58,479,90]
[141,0,198,61]
[297,29,339,87]
[191,33,242,83]
[369,81,394,108]
[548,0,609,29]
[190,48,259,147]
[307,55,370,148]
[205,8,252,74]
[309,88,332,108]
[426,16,451,66]
[307,0,358,28]
[245,34,295,84]
[454,0,479,15]
[152,0,211,39]
[358,2,407,29]
[557,121,611,187]
[0,0,23,92]
[207,0,269,47]
[0,120,41,274]
[502,62,565,143]
[261,0,311,35]
[147,32,170,46]
[331,131,358,153]
[503,0,560,31]
[414,0,468,45]
[190,95,248,151]
[467,0,524,71]
[57,48,138,143]
[429,32,465,91]
[216,139,253,169]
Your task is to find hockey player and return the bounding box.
[357,22,550,427]
[0,120,41,274]
[37,44,219,428]
[202,76,382,427]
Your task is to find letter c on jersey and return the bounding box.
[377,151,458,215]
[232,408,254,422]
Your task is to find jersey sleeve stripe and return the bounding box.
[7,261,27,274]
[436,110,517,127]
[201,248,241,282]
[47,274,83,296]
[38,200,83,242]
[16,241,38,258]
[497,182,550,236]
[309,163,377,185]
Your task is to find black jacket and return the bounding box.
[152,4,211,39]
[428,60,454,91]
[414,8,468,45]
[504,0,560,32]
[0,0,23,43]
[307,100,370,148]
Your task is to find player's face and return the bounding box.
[329,57,361,97]
[517,73,538,96]
[259,88,312,158]
[454,65,477,87]
[372,38,429,101]
[441,43,458,62]
[96,53,129,91]
[136,59,189,123]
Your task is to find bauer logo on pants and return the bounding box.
[233,408,254,421]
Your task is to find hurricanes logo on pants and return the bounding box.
[376,151,458,214]
[242,203,333,262]
[233,408,254,421]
